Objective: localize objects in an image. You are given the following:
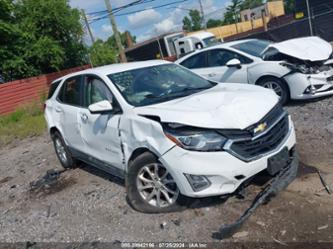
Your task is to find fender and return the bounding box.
[247,61,292,85]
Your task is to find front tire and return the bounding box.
[126,152,188,213]
[257,77,290,105]
[52,131,77,169]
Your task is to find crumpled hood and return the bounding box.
[134,84,279,130]
[263,36,333,62]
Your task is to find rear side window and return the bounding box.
[180,52,207,69]
[48,81,61,99]
[57,76,82,106]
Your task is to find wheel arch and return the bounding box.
[127,147,158,170]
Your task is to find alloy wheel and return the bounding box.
[136,163,179,208]
[261,81,283,97]
[55,138,68,165]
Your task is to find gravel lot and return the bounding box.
[0,96,332,243]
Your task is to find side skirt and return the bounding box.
[69,147,125,179]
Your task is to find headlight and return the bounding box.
[164,128,228,152]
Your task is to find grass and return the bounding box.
[0,102,46,146]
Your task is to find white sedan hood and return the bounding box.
[264,36,332,62]
[134,84,279,130]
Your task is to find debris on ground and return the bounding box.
[30,169,67,191]
[212,153,298,240]
[317,169,332,194]
[317,224,329,230]
[232,231,248,238]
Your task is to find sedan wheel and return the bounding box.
[261,81,283,97]
[136,163,179,208]
[258,77,290,105]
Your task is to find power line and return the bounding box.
[88,0,190,24]
[86,0,157,16]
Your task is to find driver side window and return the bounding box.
[84,76,113,107]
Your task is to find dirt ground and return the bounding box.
[0,97,332,244]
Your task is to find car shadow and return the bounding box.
[78,162,125,187]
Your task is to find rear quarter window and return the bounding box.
[48,80,61,99]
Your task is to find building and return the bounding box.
[240,0,285,22]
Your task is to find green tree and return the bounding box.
[90,40,117,67]
[182,16,192,31]
[182,9,202,31]
[240,0,263,10]
[106,31,136,49]
[224,0,243,24]
[0,0,87,81]
[283,0,295,14]
[206,19,223,28]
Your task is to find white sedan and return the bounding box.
[176,36,333,104]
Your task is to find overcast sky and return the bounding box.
[69,0,230,44]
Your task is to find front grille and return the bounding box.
[229,115,289,161]
[218,104,284,140]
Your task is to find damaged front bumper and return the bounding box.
[285,70,333,100]
[213,148,299,239]
[159,118,296,198]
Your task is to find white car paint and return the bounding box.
[263,36,332,62]
[175,37,333,100]
[45,60,296,200]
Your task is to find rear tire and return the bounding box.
[126,152,188,213]
[257,77,290,105]
[52,131,77,169]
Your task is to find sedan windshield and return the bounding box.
[108,64,216,107]
[231,40,273,58]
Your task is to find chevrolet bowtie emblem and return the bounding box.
[254,122,267,134]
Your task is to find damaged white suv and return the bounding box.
[45,61,298,213]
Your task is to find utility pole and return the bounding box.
[104,0,127,63]
[81,9,94,68]
[306,0,314,36]
[198,0,207,30]
[81,9,95,44]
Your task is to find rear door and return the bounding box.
[78,74,123,169]
[55,76,84,151]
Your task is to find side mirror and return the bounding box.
[226,59,242,69]
[88,100,113,114]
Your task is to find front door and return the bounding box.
[194,49,251,83]
[78,75,123,169]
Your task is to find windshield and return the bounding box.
[203,36,220,47]
[231,40,273,58]
[108,64,216,107]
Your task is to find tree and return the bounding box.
[90,40,117,67]
[206,19,223,28]
[0,0,87,81]
[283,0,295,14]
[224,0,243,24]
[182,9,202,32]
[106,31,136,49]
[240,0,263,10]
[182,16,192,31]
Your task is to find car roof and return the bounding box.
[52,60,171,84]
[175,39,259,63]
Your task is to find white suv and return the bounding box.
[45,60,298,213]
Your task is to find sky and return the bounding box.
[69,0,230,44]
